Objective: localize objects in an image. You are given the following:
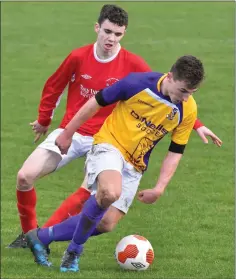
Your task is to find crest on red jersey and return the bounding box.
[106,78,119,87]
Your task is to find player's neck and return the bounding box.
[94,42,121,61]
[160,77,169,97]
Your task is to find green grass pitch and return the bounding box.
[1,2,234,278]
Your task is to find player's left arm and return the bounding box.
[138,151,183,204]
[193,119,222,147]
[138,111,196,204]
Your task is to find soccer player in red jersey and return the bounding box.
[9,4,222,248]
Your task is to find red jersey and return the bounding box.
[38,43,151,136]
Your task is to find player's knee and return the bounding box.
[99,188,120,208]
[17,169,34,190]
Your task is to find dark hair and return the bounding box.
[170,55,205,88]
[98,4,128,28]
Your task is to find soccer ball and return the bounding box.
[115,234,154,271]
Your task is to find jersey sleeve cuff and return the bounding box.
[193,119,204,130]
[37,118,51,127]
[95,90,109,107]
[169,141,186,154]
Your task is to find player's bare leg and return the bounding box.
[8,148,62,248]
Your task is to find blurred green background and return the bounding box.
[1,2,234,278]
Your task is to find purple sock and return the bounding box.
[37,227,52,246]
[38,215,103,246]
[38,214,81,245]
[68,195,107,253]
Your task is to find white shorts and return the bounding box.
[38,128,94,169]
[85,143,142,214]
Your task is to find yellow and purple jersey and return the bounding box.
[94,72,197,172]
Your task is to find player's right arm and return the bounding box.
[38,51,77,126]
[31,51,78,142]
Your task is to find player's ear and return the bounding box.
[166,72,173,82]
[94,23,100,34]
[119,30,126,40]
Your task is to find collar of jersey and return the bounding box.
[156,73,173,103]
[93,42,121,63]
[157,73,167,92]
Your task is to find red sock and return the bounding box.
[17,187,38,233]
[42,187,91,228]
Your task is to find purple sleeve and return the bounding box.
[95,73,145,106]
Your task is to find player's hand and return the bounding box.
[137,188,163,204]
[29,120,49,143]
[55,131,72,155]
[196,126,222,147]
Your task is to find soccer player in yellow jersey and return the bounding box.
[26,55,204,271]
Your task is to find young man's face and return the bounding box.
[95,19,126,54]
[166,72,198,104]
